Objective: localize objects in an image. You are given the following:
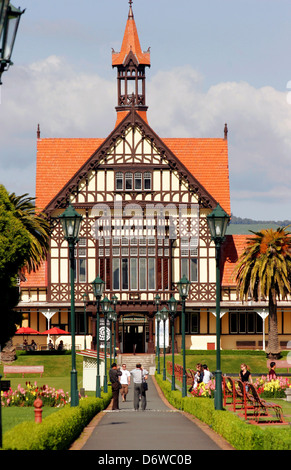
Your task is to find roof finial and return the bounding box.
[37,123,40,139]
[128,0,134,19]
[224,123,228,140]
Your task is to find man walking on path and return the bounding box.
[120,363,131,402]
[130,363,148,410]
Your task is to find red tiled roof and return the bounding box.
[221,235,249,286]
[164,138,230,216]
[20,262,47,288]
[35,138,104,211]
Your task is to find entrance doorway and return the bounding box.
[123,324,145,353]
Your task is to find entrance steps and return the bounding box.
[117,354,156,375]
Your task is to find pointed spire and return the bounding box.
[112,1,150,66]
[128,0,134,19]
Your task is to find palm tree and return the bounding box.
[235,227,291,359]
[8,192,50,273]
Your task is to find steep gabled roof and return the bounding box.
[38,110,228,214]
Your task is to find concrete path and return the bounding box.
[71,376,234,451]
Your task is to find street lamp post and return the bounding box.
[168,295,178,390]
[0,1,25,84]
[111,294,118,360]
[91,275,105,398]
[160,307,169,381]
[101,296,110,393]
[154,294,161,374]
[177,275,190,397]
[82,293,88,350]
[58,203,83,407]
[207,203,230,410]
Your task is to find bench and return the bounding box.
[267,360,290,373]
[245,383,286,424]
[222,377,245,411]
[4,365,44,378]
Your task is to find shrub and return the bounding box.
[2,392,112,450]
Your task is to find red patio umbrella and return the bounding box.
[16,327,40,335]
[41,327,70,349]
[41,327,70,335]
[15,326,40,350]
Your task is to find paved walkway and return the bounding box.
[71,376,234,451]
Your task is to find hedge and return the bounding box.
[2,391,112,450]
[155,373,291,450]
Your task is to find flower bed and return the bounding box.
[190,379,215,398]
[190,376,291,399]
[255,376,291,398]
[1,382,69,407]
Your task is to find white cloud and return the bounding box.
[1,59,291,220]
[148,68,291,220]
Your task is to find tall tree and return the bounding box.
[235,227,291,359]
[8,191,50,273]
[0,185,50,347]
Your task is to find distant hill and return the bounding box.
[230,215,291,226]
[227,216,291,235]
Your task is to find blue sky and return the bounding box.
[1,0,291,221]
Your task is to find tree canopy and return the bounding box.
[0,185,50,347]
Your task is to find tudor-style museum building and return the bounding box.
[15,2,291,354]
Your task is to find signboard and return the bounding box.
[99,318,110,346]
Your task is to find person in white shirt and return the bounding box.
[120,363,131,402]
[202,364,213,384]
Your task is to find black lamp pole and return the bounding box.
[207,203,230,410]
[168,296,178,390]
[177,275,190,397]
[58,203,83,407]
[111,294,118,360]
[91,276,105,398]
[101,296,110,393]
